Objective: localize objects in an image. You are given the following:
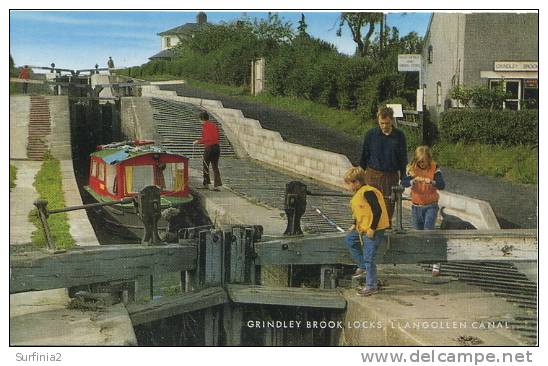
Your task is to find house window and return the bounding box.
[166,37,171,48]
[523,79,538,109]
[428,45,433,64]
[436,82,442,106]
[489,79,528,110]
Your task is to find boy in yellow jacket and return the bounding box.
[344,167,390,296]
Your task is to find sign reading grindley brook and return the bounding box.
[494,61,538,72]
[398,54,422,72]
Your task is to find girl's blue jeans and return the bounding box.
[344,229,385,289]
[411,203,439,230]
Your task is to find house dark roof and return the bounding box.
[149,48,178,61]
[158,23,201,36]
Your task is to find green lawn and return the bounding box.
[29,155,75,249]
[143,76,538,185]
[433,142,538,185]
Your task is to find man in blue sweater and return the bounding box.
[359,106,408,221]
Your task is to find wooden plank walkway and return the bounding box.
[126,287,228,326]
[255,229,537,265]
[10,244,197,293]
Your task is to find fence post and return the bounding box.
[33,199,56,252]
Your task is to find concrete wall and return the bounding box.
[208,110,353,189]
[463,13,539,86]
[47,96,100,246]
[9,96,30,159]
[120,97,157,141]
[141,85,500,229]
[403,189,500,230]
[47,96,72,160]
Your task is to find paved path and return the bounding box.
[9,160,42,245]
[342,264,534,346]
[162,84,537,229]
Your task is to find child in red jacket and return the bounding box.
[401,145,446,276]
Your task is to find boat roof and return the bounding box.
[91,144,187,165]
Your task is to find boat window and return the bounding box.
[158,163,185,192]
[97,162,105,181]
[105,164,117,194]
[125,165,154,193]
[91,160,97,177]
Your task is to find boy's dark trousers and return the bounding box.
[203,144,222,187]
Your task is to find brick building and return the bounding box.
[421,13,538,122]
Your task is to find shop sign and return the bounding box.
[398,54,421,72]
[494,61,538,72]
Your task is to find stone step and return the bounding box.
[28,135,48,139]
[27,150,48,154]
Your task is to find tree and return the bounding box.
[337,12,383,57]
[252,12,295,54]
[297,13,308,37]
[10,54,18,77]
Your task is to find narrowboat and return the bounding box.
[83,140,193,239]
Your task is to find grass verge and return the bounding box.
[187,79,371,137]
[433,142,538,185]
[10,164,17,191]
[142,76,538,185]
[29,154,75,249]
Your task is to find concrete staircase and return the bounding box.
[149,97,235,159]
[26,95,51,160]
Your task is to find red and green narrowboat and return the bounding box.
[83,140,193,239]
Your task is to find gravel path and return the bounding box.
[161,84,537,229]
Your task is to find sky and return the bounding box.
[9,11,432,70]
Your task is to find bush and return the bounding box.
[449,85,508,109]
[439,109,538,146]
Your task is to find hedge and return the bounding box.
[439,108,538,146]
